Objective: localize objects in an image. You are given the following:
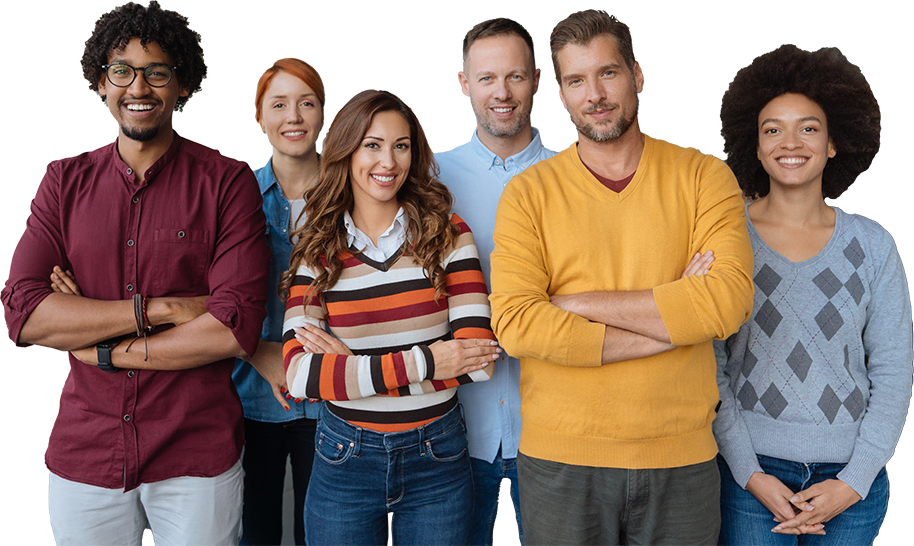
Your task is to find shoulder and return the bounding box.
[645,135,728,173]
[836,208,899,257]
[178,136,253,178]
[448,212,473,234]
[435,141,476,179]
[510,145,577,188]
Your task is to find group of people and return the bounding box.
[2,1,911,546]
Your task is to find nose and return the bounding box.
[288,105,303,123]
[378,146,396,168]
[585,79,606,104]
[127,69,152,96]
[781,131,803,150]
[493,79,511,101]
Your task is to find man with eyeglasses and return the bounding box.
[1,2,267,544]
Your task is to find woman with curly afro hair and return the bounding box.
[714,45,913,545]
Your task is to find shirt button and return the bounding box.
[126,168,133,175]
[127,240,134,247]
[123,414,131,422]
[127,370,135,378]
[132,196,139,204]
[177,231,185,238]
[282,228,287,233]
[126,284,134,292]
[500,400,505,405]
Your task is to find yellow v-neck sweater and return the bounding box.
[490,136,754,469]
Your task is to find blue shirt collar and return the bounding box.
[256,157,281,196]
[469,127,546,171]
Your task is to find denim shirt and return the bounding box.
[435,128,556,463]
[232,158,321,422]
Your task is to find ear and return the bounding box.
[633,62,644,93]
[179,86,190,98]
[458,71,470,97]
[827,137,836,158]
[98,74,108,101]
[532,68,541,95]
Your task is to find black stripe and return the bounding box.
[327,396,457,425]
[305,354,322,398]
[369,355,388,395]
[450,317,492,333]
[445,257,482,273]
[420,345,435,380]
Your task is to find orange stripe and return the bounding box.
[453,327,496,341]
[345,416,438,433]
[446,270,486,285]
[328,287,436,315]
[319,354,338,400]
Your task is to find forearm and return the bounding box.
[554,290,671,343]
[108,312,244,370]
[602,324,674,363]
[19,294,136,350]
[246,339,283,375]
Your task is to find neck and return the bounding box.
[752,182,832,228]
[575,120,644,180]
[116,127,175,183]
[272,148,320,200]
[351,201,401,246]
[476,124,534,162]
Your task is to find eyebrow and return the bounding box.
[760,116,823,125]
[267,93,319,100]
[362,135,411,142]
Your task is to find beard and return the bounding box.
[571,96,639,143]
[472,99,532,139]
[121,124,160,142]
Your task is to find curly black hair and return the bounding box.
[720,44,880,200]
[81,1,206,111]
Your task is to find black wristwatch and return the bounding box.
[96,338,121,373]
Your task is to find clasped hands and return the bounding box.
[746,472,861,536]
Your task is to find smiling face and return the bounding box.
[97,38,188,143]
[557,34,642,143]
[260,71,324,161]
[460,34,539,140]
[349,110,412,214]
[757,93,836,192]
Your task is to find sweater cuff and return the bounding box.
[837,446,884,499]
[720,440,764,489]
[418,345,435,381]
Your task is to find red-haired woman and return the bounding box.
[281,89,500,545]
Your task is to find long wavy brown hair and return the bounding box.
[279,90,458,303]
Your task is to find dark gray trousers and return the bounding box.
[517,452,720,545]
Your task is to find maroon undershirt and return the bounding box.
[583,162,636,193]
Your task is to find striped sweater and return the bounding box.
[283,214,495,431]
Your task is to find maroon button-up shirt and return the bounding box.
[2,134,268,490]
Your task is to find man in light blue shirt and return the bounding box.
[436,18,556,546]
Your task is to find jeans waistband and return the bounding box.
[319,403,465,451]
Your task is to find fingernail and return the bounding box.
[805,504,815,511]
[294,398,302,403]
[284,406,290,412]
[280,386,286,393]
[790,496,799,503]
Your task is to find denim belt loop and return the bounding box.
[351,426,362,457]
[417,423,428,456]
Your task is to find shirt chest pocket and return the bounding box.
[150,228,211,296]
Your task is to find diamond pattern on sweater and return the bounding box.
[755,300,783,338]
[742,350,758,378]
[814,268,843,299]
[754,264,782,297]
[738,381,759,411]
[844,237,865,269]
[844,386,865,421]
[761,384,788,419]
[845,272,865,305]
[786,341,813,382]
[815,301,844,341]
[818,385,842,424]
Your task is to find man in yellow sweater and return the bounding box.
[489,10,754,545]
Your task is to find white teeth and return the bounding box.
[492,107,514,113]
[126,104,154,111]
[372,175,395,182]
[284,131,305,137]
[778,157,808,165]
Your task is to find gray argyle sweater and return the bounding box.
[714,206,913,499]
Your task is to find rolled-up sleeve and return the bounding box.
[205,165,269,357]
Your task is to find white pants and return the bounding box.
[48,457,243,546]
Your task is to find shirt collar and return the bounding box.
[257,157,280,196]
[111,131,184,186]
[343,207,408,250]
[469,127,545,171]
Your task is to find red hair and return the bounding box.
[254,58,325,123]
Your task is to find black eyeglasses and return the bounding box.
[102,63,177,88]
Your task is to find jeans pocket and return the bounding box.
[315,426,354,465]
[425,426,468,463]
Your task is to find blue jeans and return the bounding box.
[305,404,474,545]
[468,447,523,545]
[718,454,889,545]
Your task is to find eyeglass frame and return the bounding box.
[101,62,179,88]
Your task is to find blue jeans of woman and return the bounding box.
[718,454,889,545]
[305,404,474,545]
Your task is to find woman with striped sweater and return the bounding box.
[280,89,500,545]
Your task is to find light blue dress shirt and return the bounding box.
[232,158,321,422]
[436,128,556,463]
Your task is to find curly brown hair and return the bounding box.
[279,90,458,304]
[720,44,880,200]
[81,1,206,111]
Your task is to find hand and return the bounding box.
[293,324,354,356]
[428,339,500,380]
[745,472,825,535]
[682,250,715,278]
[773,479,861,534]
[247,340,295,411]
[50,266,82,296]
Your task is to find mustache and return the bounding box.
[117,95,163,108]
[584,102,618,114]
